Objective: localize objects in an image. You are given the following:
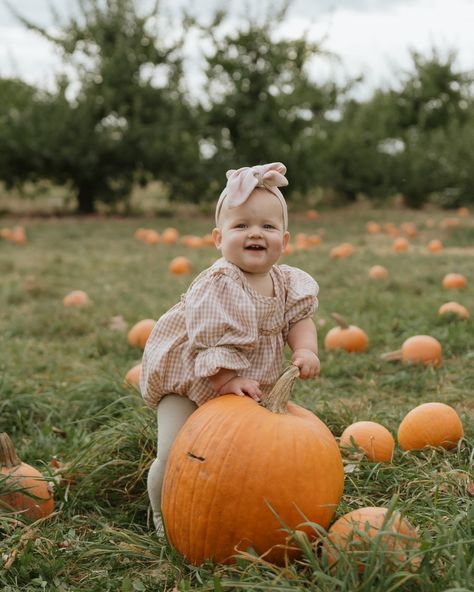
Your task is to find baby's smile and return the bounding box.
[245,244,266,250]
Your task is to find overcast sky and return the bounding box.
[1,0,474,99]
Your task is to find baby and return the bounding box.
[141,162,320,534]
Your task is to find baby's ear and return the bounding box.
[212,227,222,249]
[282,231,290,250]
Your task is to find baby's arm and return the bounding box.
[208,369,262,401]
[287,317,320,379]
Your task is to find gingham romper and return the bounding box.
[140,258,318,408]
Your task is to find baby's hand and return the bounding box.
[291,349,321,379]
[217,377,262,402]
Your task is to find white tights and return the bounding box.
[147,394,198,532]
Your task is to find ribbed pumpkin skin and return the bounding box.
[162,395,344,565]
[1,463,54,520]
[398,402,464,451]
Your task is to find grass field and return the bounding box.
[0,205,473,591]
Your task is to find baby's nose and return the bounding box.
[248,227,262,238]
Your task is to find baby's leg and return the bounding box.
[147,394,197,534]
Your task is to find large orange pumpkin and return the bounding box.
[127,319,155,349]
[339,421,394,462]
[324,313,368,353]
[0,433,54,521]
[162,366,344,565]
[381,335,442,366]
[322,507,419,571]
[397,402,463,451]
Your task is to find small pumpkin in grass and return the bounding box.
[324,313,368,353]
[381,335,442,366]
[330,243,354,259]
[322,507,419,572]
[181,234,206,249]
[339,421,394,462]
[366,221,381,233]
[63,290,90,307]
[368,265,389,279]
[10,226,27,245]
[142,229,161,244]
[392,237,410,252]
[0,433,54,521]
[127,319,155,349]
[438,301,469,319]
[457,207,469,217]
[442,273,467,290]
[305,209,319,220]
[169,256,192,274]
[427,239,443,253]
[124,363,142,387]
[162,366,344,565]
[134,228,149,241]
[162,227,179,244]
[295,233,310,249]
[397,402,463,451]
[202,233,215,246]
[307,234,322,246]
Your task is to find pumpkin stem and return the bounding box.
[380,349,403,362]
[263,365,300,414]
[331,312,348,329]
[0,433,22,469]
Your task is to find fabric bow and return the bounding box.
[215,162,289,229]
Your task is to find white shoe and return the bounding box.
[153,512,166,538]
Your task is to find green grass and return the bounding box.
[0,205,473,591]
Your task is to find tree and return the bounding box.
[322,49,474,207]
[2,0,199,213]
[195,4,345,200]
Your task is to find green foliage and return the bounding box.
[1,5,474,210]
[326,49,474,207]
[196,3,343,199]
[1,0,200,213]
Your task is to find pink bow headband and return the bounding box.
[215,162,289,230]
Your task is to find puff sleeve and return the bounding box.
[281,265,319,337]
[185,273,259,377]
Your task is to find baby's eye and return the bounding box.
[263,224,275,229]
[235,223,247,229]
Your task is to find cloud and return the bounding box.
[1,0,473,99]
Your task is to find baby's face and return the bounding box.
[212,188,289,275]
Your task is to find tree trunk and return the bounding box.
[76,184,96,214]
